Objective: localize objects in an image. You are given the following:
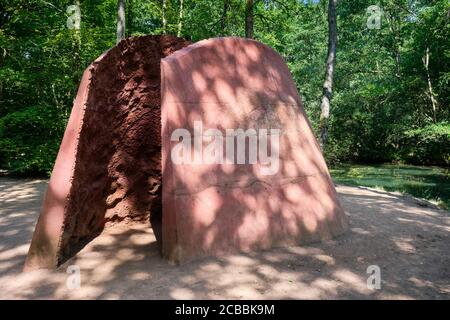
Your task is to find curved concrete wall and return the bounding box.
[161,37,348,263]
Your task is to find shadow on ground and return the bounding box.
[0,178,449,299]
[0,179,46,277]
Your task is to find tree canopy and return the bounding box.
[0,0,448,175]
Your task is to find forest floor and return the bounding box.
[0,178,449,299]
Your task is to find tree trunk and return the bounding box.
[74,0,81,60]
[116,0,126,43]
[319,0,338,150]
[177,0,184,37]
[72,1,81,79]
[423,47,438,123]
[221,0,230,35]
[162,0,167,34]
[245,0,254,39]
[385,11,402,78]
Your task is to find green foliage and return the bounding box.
[323,0,450,166]
[401,122,450,166]
[0,0,449,177]
[0,105,65,175]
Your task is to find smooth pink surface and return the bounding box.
[161,37,348,263]
[24,68,93,271]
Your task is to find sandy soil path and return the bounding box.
[0,178,448,299]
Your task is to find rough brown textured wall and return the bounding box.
[58,35,190,263]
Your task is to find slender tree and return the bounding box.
[116,0,126,43]
[177,0,184,37]
[221,0,230,35]
[318,0,338,150]
[73,0,81,71]
[423,46,438,123]
[245,0,254,39]
[385,10,402,78]
[162,0,167,34]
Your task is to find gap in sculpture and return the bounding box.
[24,36,348,271]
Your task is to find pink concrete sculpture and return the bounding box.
[24,36,348,271]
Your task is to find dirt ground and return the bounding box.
[0,178,448,299]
